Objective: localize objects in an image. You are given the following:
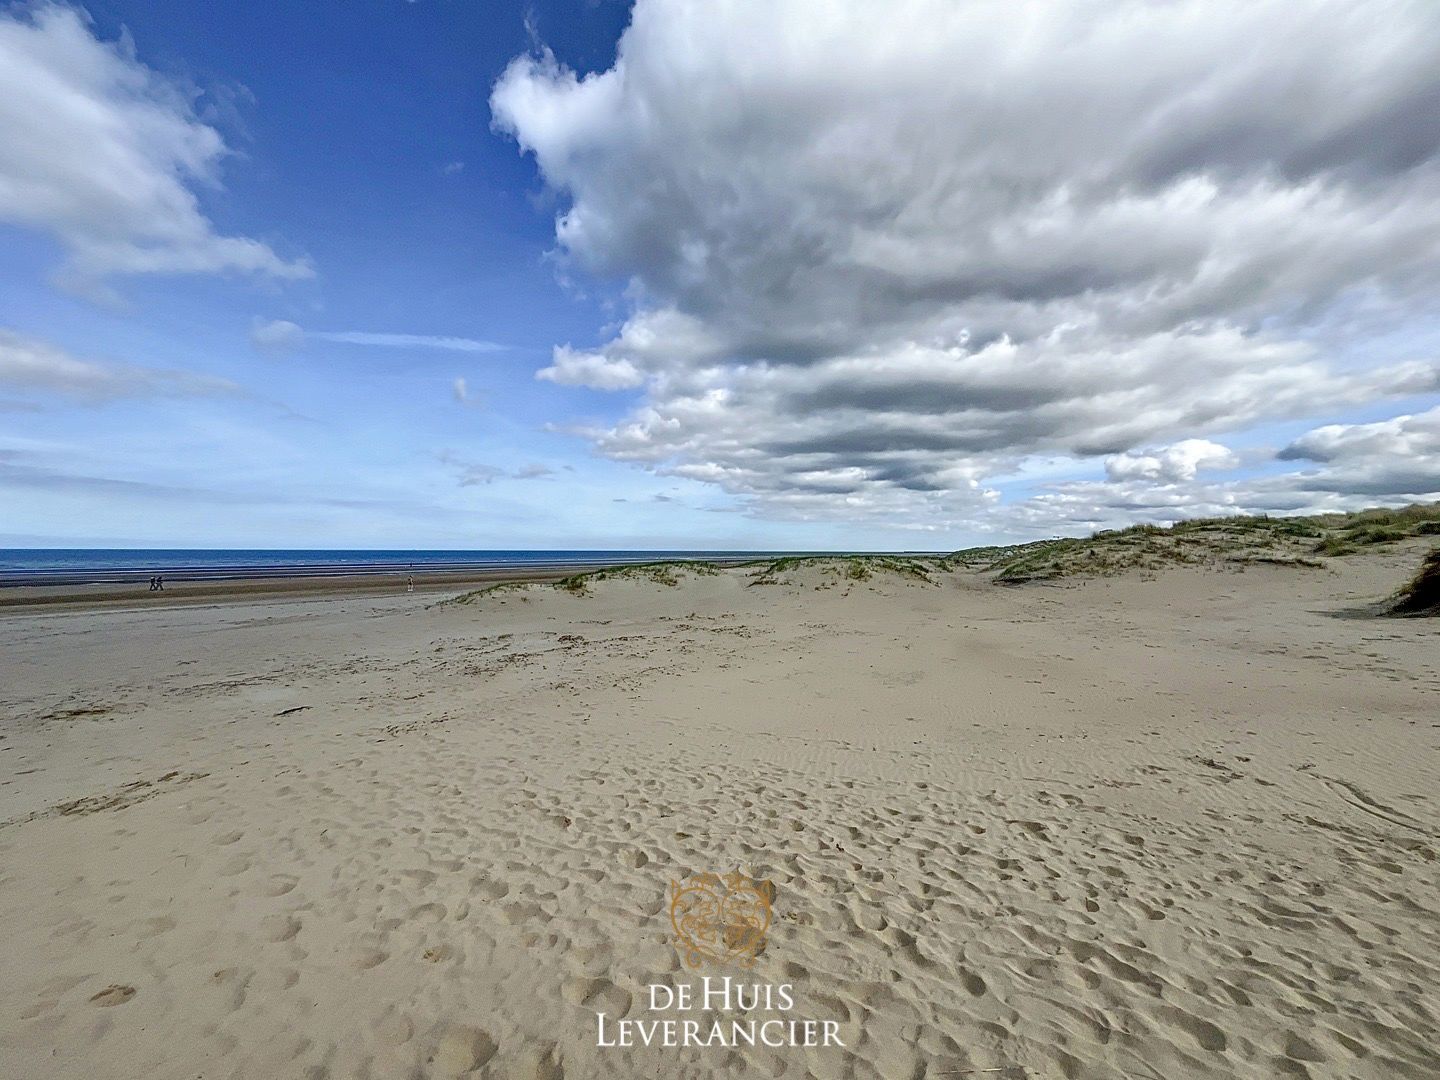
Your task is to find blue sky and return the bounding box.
[0,0,772,550]
[2,1,1439,549]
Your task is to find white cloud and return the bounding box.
[451,376,486,408]
[494,0,1440,530]
[993,409,1440,537]
[538,344,644,389]
[1279,410,1440,467]
[249,321,505,356]
[249,318,305,352]
[0,4,311,296]
[1106,440,1240,484]
[312,331,504,353]
[0,328,237,403]
[1277,407,1440,498]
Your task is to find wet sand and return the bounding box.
[0,568,573,612]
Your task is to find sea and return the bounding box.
[0,549,853,587]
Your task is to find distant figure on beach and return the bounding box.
[155,575,164,591]
[407,575,415,593]
[148,576,158,591]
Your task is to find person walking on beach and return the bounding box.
[155,575,164,591]
[407,575,415,593]
[148,575,158,591]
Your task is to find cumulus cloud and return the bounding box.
[1105,440,1240,484]
[538,344,644,389]
[0,3,311,296]
[0,328,237,403]
[494,0,1440,530]
[1277,407,1440,497]
[993,410,1440,537]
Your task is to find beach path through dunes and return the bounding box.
[1,557,1438,1079]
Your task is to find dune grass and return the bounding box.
[446,504,1440,602]
[950,503,1440,583]
[744,554,945,587]
[1390,548,1440,616]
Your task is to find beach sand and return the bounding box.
[1,548,1437,1078]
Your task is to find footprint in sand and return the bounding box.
[135,915,177,937]
[90,984,136,1007]
[409,902,447,923]
[217,854,251,877]
[375,1008,413,1047]
[260,914,301,942]
[471,876,509,901]
[353,948,389,970]
[511,1042,565,1080]
[429,1024,498,1076]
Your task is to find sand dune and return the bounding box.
[1,548,1437,1078]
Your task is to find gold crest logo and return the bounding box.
[669,871,774,969]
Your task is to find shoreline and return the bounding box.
[0,566,572,612]
[0,557,782,613]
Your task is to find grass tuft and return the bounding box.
[1390,547,1440,616]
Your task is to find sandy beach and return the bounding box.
[1,545,1437,1079]
[6,2,1440,1077]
